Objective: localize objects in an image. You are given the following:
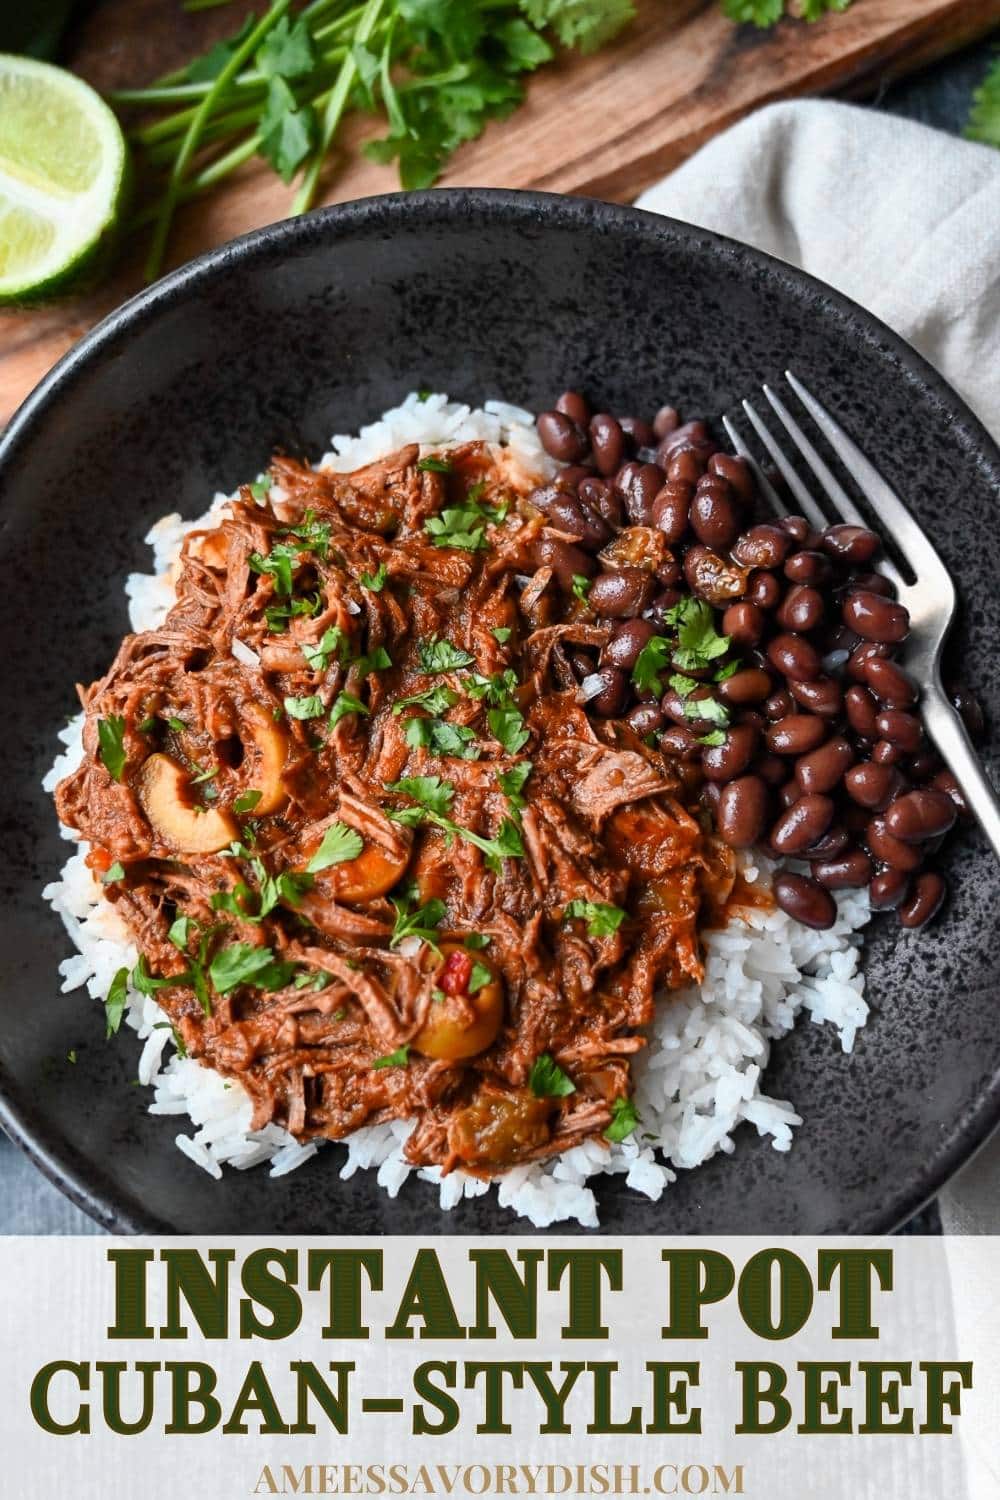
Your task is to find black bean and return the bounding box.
[602,618,656,672]
[732,524,791,569]
[765,715,827,755]
[718,668,772,706]
[842,590,910,643]
[589,414,625,476]
[875,709,922,751]
[658,419,710,457]
[773,872,837,930]
[847,641,893,682]
[660,724,702,761]
[587,666,628,717]
[764,689,794,722]
[780,516,811,544]
[755,752,788,787]
[766,632,822,682]
[931,769,971,821]
[715,775,769,849]
[690,480,741,549]
[788,676,843,718]
[653,405,680,440]
[546,492,612,552]
[537,410,588,462]
[899,872,947,930]
[651,481,692,543]
[869,868,910,910]
[845,685,879,738]
[795,736,854,794]
[616,462,664,525]
[771,793,835,854]
[949,684,986,743]
[776,583,824,633]
[784,549,832,585]
[578,477,624,529]
[814,850,873,890]
[866,816,923,872]
[884,789,956,842]
[908,747,943,781]
[555,390,590,428]
[748,570,782,610]
[533,534,596,591]
[619,415,656,451]
[683,544,750,605]
[872,739,904,766]
[803,825,850,861]
[666,449,705,484]
[821,524,880,564]
[625,701,664,737]
[702,724,759,782]
[844,761,901,810]
[708,452,754,504]
[588,567,655,618]
[863,657,917,707]
[721,601,764,649]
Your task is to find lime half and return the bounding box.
[0,53,127,305]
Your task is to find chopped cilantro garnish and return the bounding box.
[301,626,345,672]
[166,716,186,732]
[668,673,699,698]
[372,1044,410,1069]
[464,932,490,950]
[306,822,364,873]
[468,960,493,994]
[631,636,672,696]
[102,861,126,885]
[416,455,452,473]
[67,1050,77,1065]
[699,729,727,747]
[491,626,512,644]
[190,764,218,784]
[390,894,446,951]
[394,683,459,716]
[571,574,592,603]
[360,562,388,592]
[667,597,731,671]
[353,645,392,678]
[104,967,129,1039]
[152,1020,187,1058]
[467,668,519,707]
[209,941,295,995]
[404,716,480,760]
[248,540,302,596]
[265,593,321,633]
[233,789,263,815]
[685,696,729,728]
[387,776,523,872]
[328,692,370,730]
[168,915,194,951]
[715,659,740,681]
[488,706,529,755]
[387,775,456,817]
[564,899,627,937]
[284,694,325,720]
[248,474,271,502]
[279,510,331,558]
[137,716,156,734]
[604,1095,640,1143]
[97,716,127,782]
[529,1053,576,1099]
[418,638,476,673]
[497,760,532,812]
[424,506,488,551]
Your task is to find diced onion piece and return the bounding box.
[579,673,607,702]
[232,637,260,667]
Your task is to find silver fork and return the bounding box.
[722,369,1000,864]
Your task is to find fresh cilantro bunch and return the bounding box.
[721,0,852,24]
[111,0,638,278]
[966,55,1000,148]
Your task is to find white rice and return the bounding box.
[41,392,872,1228]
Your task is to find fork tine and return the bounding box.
[741,399,829,532]
[763,382,906,593]
[785,369,949,589]
[721,415,787,517]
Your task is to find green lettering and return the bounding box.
[310,1249,383,1338]
[386,1250,465,1340]
[661,1251,735,1339]
[818,1249,892,1338]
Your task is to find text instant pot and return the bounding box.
[28,1246,970,1438]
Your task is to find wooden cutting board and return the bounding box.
[2,0,996,425]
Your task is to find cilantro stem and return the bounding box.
[144,0,292,282]
[291,0,386,215]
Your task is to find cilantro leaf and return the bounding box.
[498,760,532,811]
[520,0,635,53]
[301,626,345,672]
[394,683,459,716]
[307,822,364,873]
[259,76,316,183]
[424,506,488,552]
[529,1052,576,1098]
[604,1095,640,1143]
[684,696,729,728]
[668,597,731,670]
[488,706,530,755]
[102,861,126,885]
[265,593,321,632]
[390,895,446,951]
[468,959,493,993]
[631,636,672,695]
[328,692,370,730]
[353,645,392,678]
[372,1044,410,1070]
[699,729,727,747]
[387,775,456,816]
[563,899,627,937]
[182,15,255,82]
[284,693,325,720]
[104,967,129,1039]
[464,932,490,951]
[572,574,591,603]
[248,540,301,596]
[491,626,512,644]
[669,673,699,698]
[418,639,476,673]
[209,942,294,995]
[98,716,127,782]
[967,54,1000,147]
[416,455,452,473]
[360,562,388,592]
[256,14,316,79]
[719,0,783,22]
[233,789,263,815]
[404,716,480,760]
[248,474,271,502]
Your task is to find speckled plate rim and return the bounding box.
[1,186,999,1236]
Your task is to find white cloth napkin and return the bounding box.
[637,99,1000,1234]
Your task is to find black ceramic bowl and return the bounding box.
[1,190,999,1235]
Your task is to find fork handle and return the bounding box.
[921,683,1000,865]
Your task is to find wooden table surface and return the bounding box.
[2,0,998,423]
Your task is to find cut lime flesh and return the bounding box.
[0,54,127,303]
